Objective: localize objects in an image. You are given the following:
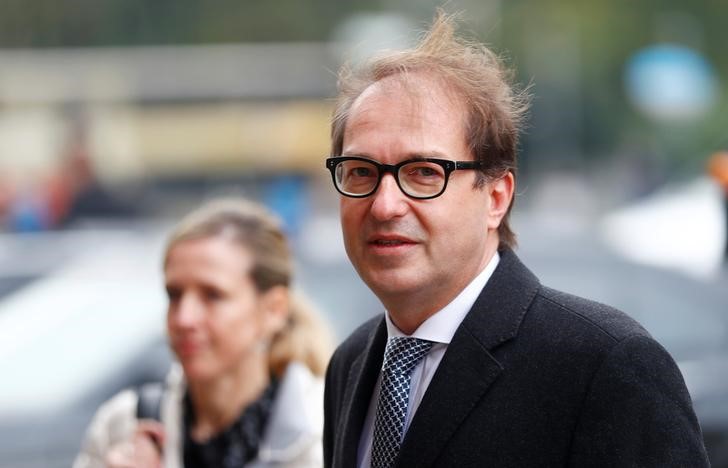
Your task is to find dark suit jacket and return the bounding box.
[323,248,709,467]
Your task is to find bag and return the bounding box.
[136,382,164,421]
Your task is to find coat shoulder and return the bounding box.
[534,285,650,343]
[72,389,138,468]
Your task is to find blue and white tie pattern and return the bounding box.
[371,337,433,468]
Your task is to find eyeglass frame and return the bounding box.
[325,155,484,200]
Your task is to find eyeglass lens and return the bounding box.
[334,159,446,198]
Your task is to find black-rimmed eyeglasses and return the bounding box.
[325,156,482,200]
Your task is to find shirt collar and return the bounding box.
[385,251,500,344]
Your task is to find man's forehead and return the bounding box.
[348,72,465,124]
[362,71,457,98]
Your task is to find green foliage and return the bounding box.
[0,0,376,47]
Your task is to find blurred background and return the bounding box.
[0,0,727,466]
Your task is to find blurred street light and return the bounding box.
[625,44,718,123]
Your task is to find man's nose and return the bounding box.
[369,173,409,221]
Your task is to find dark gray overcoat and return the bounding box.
[323,248,709,467]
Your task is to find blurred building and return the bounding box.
[0,43,339,228]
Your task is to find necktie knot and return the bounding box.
[382,337,433,376]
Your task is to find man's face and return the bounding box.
[339,74,509,324]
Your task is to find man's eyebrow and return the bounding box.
[338,151,449,161]
[408,152,448,160]
[407,154,427,161]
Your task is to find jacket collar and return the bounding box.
[397,248,540,466]
[336,317,388,467]
[164,362,323,466]
[257,362,324,463]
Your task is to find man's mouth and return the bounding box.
[367,234,418,249]
[373,239,410,246]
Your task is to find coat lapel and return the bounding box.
[396,249,540,467]
[335,318,388,467]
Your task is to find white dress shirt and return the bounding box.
[356,252,500,468]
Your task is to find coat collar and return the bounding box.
[397,248,540,466]
[257,362,324,463]
[336,317,388,467]
[166,362,323,466]
[461,247,540,350]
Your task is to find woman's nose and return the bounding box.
[170,294,203,327]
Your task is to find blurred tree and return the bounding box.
[493,0,728,181]
[0,0,377,46]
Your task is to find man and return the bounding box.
[323,12,709,468]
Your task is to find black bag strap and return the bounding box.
[136,382,164,421]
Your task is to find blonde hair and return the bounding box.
[331,10,530,248]
[164,198,333,377]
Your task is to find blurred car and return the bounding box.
[0,228,173,468]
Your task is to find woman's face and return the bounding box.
[164,236,286,382]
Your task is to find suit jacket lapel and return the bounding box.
[397,249,540,467]
[336,318,388,467]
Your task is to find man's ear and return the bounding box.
[486,172,515,230]
[260,286,290,336]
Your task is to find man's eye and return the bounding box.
[351,166,375,177]
[406,165,442,178]
[414,167,439,177]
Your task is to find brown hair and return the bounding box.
[164,198,333,377]
[331,11,530,248]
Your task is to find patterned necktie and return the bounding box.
[370,337,433,468]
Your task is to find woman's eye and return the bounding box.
[204,288,224,301]
[166,288,181,302]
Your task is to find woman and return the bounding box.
[74,198,333,467]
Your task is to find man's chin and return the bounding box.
[361,270,423,299]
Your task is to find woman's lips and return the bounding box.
[174,340,202,357]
